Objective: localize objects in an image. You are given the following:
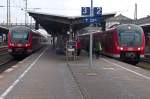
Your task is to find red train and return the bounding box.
[8,26,45,57]
[79,24,145,64]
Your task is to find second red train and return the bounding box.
[79,24,145,64]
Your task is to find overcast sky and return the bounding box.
[0,0,150,23]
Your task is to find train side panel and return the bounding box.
[95,29,120,58]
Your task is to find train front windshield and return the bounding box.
[10,28,30,43]
[117,25,142,47]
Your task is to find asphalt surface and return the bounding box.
[0,45,150,99]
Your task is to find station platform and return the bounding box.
[1,45,150,99]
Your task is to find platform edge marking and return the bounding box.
[102,58,150,80]
[0,47,48,99]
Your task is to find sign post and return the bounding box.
[81,1,102,68]
[89,0,93,68]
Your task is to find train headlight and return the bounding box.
[25,44,28,47]
[120,47,123,50]
[25,44,30,47]
[138,47,141,50]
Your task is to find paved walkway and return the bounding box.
[0,46,82,99]
[1,45,150,99]
[69,55,150,99]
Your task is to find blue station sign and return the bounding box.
[81,7,102,24]
[81,7,90,16]
[83,17,101,24]
[94,7,102,17]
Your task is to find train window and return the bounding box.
[11,32,29,42]
[118,31,142,46]
[12,33,27,39]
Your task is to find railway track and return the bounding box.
[0,46,8,55]
[0,59,18,74]
[136,55,150,70]
[143,55,150,62]
[0,45,44,74]
[0,46,12,65]
[0,46,16,73]
[136,62,150,70]
[142,58,150,63]
[0,46,27,74]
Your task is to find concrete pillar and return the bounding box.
[35,21,39,30]
[69,24,73,41]
[52,36,55,49]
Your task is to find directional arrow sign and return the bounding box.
[83,17,101,24]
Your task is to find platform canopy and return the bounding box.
[28,11,115,36]
[134,16,150,33]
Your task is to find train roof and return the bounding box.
[116,24,143,31]
[9,26,31,31]
[107,24,143,31]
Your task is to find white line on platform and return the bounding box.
[102,58,150,80]
[19,61,24,64]
[134,66,140,69]
[12,65,18,68]
[102,68,115,70]
[0,47,48,99]
[0,76,4,79]
[4,68,14,73]
[86,73,97,76]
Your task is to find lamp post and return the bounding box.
[25,0,27,25]
[7,0,10,27]
[0,6,5,25]
[0,4,10,27]
[22,0,28,25]
[21,7,41,27]
[8,0,11,26]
